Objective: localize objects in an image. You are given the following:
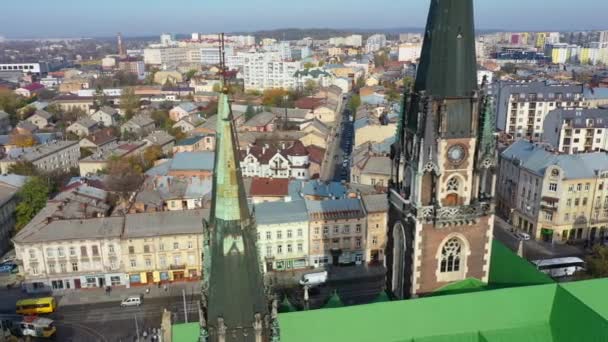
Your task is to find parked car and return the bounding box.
[0,264,16,274]
[120,295,143,307]
[516,232,531,241]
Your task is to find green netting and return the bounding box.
[488,240,554,288]
[431,277,487,296]
[550,285,608,342]
[372,290,391,303]
[414,331,480,342]
[172,322,200,342]
[279,296,298,313]
[323,290,345,309]
[559,278,608,320]
[480,324,554,342]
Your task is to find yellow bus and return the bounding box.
[15,297,57,315]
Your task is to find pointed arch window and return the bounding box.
[440,238,462,273]
[447,177,460,192]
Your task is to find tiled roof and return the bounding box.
[285,140,308,156]
[250,177,289,197]
[307,145,326,164]
[243,111,276,127]
[84,128,117,146]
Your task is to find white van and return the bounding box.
[120,295,142,307]
[299,271,328,287]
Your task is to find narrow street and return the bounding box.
[320,94,351,182]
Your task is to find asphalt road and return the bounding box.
[0,294,201,342]
[320,94,351,182]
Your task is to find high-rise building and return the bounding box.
[201,80,274,340]
[599,31,608,48]
[387,0,496,299]
[365,34,387,53]
[117,32,126,57]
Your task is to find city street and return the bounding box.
[320,94,352,182]
[493,216,585,260]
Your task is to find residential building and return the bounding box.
[90,106,120,127]
[146,151,215,180]
[295,97,340,124]
[362,194,389,264]
[351,148,391,189]
[117,58,146,80]
[497,140,608,244]
[249,177,290,204]
[237,51,302,91]
[131,176,212,213]
[172,114,205,133]
[256,200,309,272]
[169,102,199,122]
[13,211,126,293]
[300,180,347,201]
[306,198,367,267]
[0,62,49,75]
[365,34,387,53]
[53,94,96,113]
[493,81,585,140]
[79,128,118,151]
[14,83,45,98]
[67,117,100,138]
[144,131,176,155]
[0,175,27,256]
[241,112,276,132]
[122,210,207,285]
[354,116,397,148]
[79,141,146,176]
[25,110,53,130]
[543,108,608,153]
[240,141,311,180]
[0,140,80,174]
[398,43,422,62]
[121,114,156,137]
[173,135,216,154]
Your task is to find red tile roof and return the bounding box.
[295,97,323,110]
[285,140,308,157]
[249,177,289,197]
[23,83,44,91]
[307,145,326,164]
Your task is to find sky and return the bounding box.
[1,0,607,38]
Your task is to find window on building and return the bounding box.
[549,183,557,192]
[440,238,462,273]
[356,224,362,233]
[297,243,303,252]
[575,198,580,206]
[128,246,135,254]
[145,259,152,267]
[60,263,67,273]
[173,242,179,250]
[343,225,350,234]
[544,212,553,221]
[567,199,572,207]
[108,244,115,253]
[355,238,362,248]
[287,244,293,253]
[297,229,303,237]
[287,230,293,238]
[577,183,582,191]
[314,227,320,235]
[46,248,54,258]
[277,245,283,254]
[92,246,99,257]
[173,255,181,265]
[583,198,588,206]
[71,262,79,272]
[372,236,378,246]
[333,226,340,234]
[188,241,193,249]
[447,177,460,192]
[585,183,591,191]
[160,256,167,268]
[568,185,574,192]
[159,243,164,251]
[323,227,329,235]
[130,259,137,267]
[266,245,272,256]
[69,247,76,256]
[143,245,150,253]
[266,231,272,240]
[57,247,64,257]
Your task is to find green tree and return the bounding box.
[93,85,109,108]
[105,158,144,200]
[348,94,361,113]
[8,161,38,176]
[15,177,50,231]
[355,77,365,90]
[142,145,164,169]
[402,76,414,90]
[318,60,325,67]
[303,62,315,69]
[576,245,608,279]
[120,87,140,120]
[245,104,256,121]
[185,69,198,80]
[304,79,317,96]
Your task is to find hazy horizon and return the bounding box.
[1,0,607,38]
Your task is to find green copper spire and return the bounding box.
[204,88,270,341]
[414,0,478,98]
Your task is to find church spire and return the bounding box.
[414,0,478,98]
[202,33,271,342]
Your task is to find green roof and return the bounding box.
[172,322,200,342]
[279,279,608,342]
[432,278,487,296]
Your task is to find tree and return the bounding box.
[244,104,256,121]
[304,79,317,96]
[151,109,171,129]
[93,85,109,108]
[303,62,315,69]
[402,76,415,90]
[262,89,291,107]
[15,177,50,231]
[355,77,365,90]
[318,60,325,67]
[502,63,518,75]
[105,158,144,200]
[576,245,608,279]
[185,69,198,80]
[8,161,38,176]
[120,87,140,120]
[348,94,361,113]
[18,105,36,120]
[10,133,38,148]
[143,145,163,169]
[37,89,57,101]
[212,83,222,93]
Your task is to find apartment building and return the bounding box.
[493,81,585,140]
[237,52,302,91]
[0,175,27,256]
[365,34,387,53]
[122,210,206,285]
[0,140,80,174]
[306,198,367,267]
[256,200,309,272]
[543,108,608,153]
[497,140,608,244]
[13,209,209,292]
[361,194,388,264]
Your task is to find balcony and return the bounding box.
[415,202,494,227]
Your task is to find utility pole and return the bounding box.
[182,288,189,323]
